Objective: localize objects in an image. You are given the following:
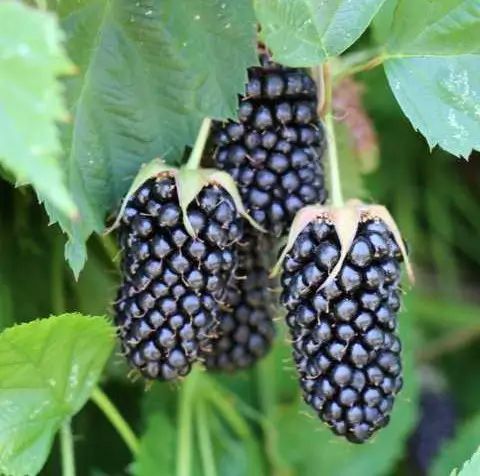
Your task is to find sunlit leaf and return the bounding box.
[0,314,114,476]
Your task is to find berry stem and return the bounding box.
[185,117,212,170]
[323,63,344,208]
[333,48,385,82]
[90,387,140,455]
[60,420,76,476]
[177,368,199,476]
[196,399,218,476]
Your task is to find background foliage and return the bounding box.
[0,0,480,475]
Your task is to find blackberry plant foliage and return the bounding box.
[213,56,327,237]
[4,0,480,474]
[276,203,412,443]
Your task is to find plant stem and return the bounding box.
[185,117,212,170]
[333,47,385,81]
[196,400,218,476]
[177,369,200,476]
[60,421,76,476]
[323,63,344,207]
[90,387,140,455]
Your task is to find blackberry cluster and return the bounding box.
[213,57,326,237]
[114,175,244,380]
[281,219,404,443]
[204,229,275,372]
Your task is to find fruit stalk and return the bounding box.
[323,63,344,208]
[186,117,212,170]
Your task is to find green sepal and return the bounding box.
[106,159,264,237]
[177,167,265,237]
[271,205,324,276]
[105,158,174,234]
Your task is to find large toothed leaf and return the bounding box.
[384,55,480,158]
[47,0,257,276]
[162,0,257,118]
[0,2,76,218]
[254,0,387,66]
[0,314,114,476]
[387,0,480,56]
[380,0,480,159]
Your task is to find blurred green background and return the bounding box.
[1,32,480,476]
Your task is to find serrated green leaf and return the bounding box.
[0,314,115,476]
[451,447,480,476]
[387,0,480,56]
[371,0,398,44]
[162,0,257,118]
[255,0,386,66]
[48,0,256,276]
[432,413,480,476]
[0,1,77,219]
[132,413,176,476]
[384,55,480,158]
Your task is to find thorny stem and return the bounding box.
[185,117,212,170]
[323,63,344,207]
[177,368,200,476]
[90,387,140,455]
[60,421,76,476]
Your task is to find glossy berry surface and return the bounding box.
[280,218,404,443]
[214,56,326,237]
[204,229,275,371]
[114,175,244,381]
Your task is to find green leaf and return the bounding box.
[162,0,257,118]
[49,0,256,276]
[133,412,176,476]
[451,447,480,476]
[384,55,480,158]
[431,413,480,476]
[0,314,115,476]
[255,0,386,66]
[371,0,398,44]
[0,1,77,218]
[387,0,480,56]
[378,0,480,159]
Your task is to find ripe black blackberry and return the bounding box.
[280,217,405,443]
[213,56,326,237]
[114,174,244,381]
[204,229,275,372]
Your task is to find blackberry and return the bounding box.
[280,218,405,443]
[204,229,275,371]
[213,57,326,236]
[114,174,244,380]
